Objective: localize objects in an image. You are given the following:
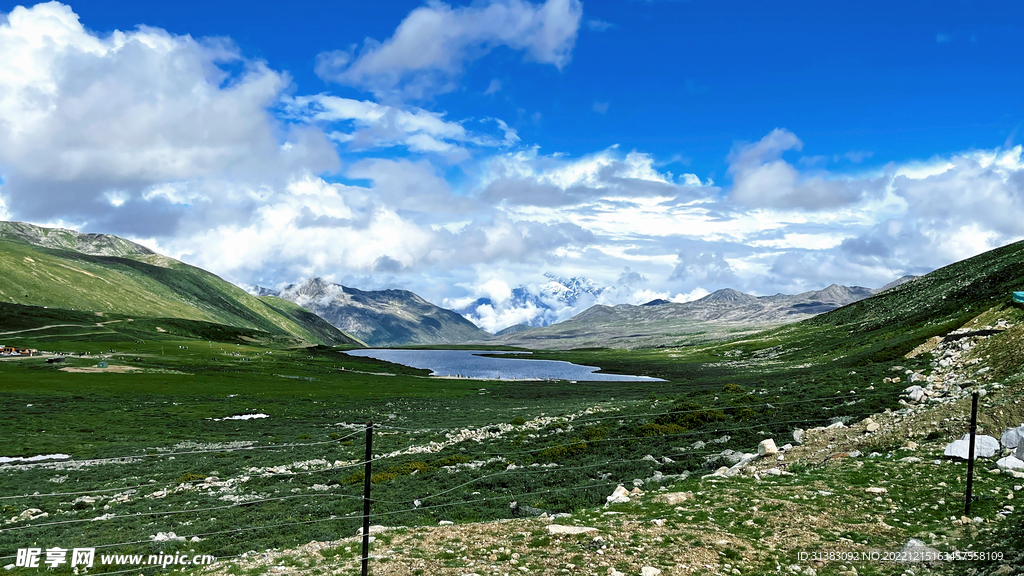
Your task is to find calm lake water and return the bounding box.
[343,349,663,382]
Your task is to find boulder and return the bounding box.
[1018,442,1024,461]
[606,485,630,504]
[1001,426,1024,449]
[944,435,1000,460]
[641,568,662,576]
[996,456,1024,471]
[758,439,779,457]
[866,422,880,432]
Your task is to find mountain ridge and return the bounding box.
[264,277,491,347]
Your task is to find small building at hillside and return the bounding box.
[1,346,38,356]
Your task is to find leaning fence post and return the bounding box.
[964,392,979,516]
[361,421,373,576]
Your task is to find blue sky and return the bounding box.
[0,0,1022,331]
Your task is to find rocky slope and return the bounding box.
[0,220,154,257]
[266,277,491,347]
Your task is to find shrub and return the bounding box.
[538,441,588,461]
[510,417,526,426]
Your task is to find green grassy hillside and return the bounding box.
[0,224,360,346]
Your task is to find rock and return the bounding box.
[547,525,598,535]
[826,421,846,430]
[782,443,793,451]
[764,468,782,476]
[151,532,185,542]
[944,435,1000,459]
[654,492,692,505]
[865,487,888,494]
[355,525,390,536]
[899,457,922,464]
[792,429,805,444]
[997,456,1024,470]
[1002,426,1024,449]
[606,485,631,504]
[439,520,454,525]
[629,487,643,496]
[16,508,44,521]
[865,422,880,432]
[643,454,658,463]
[903,441,919,450]
[641,568,662,576]
[758,439,779,456]
[607,570,626,576]
[905,386,926,402]
[897,538,941,562]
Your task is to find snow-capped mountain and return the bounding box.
[455,274,606,332]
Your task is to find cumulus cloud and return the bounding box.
[479,147,707,207]
[728,129,873,210]
[314,0,583,98]
[0,1,336,230]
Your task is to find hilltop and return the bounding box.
[0,221,359,346]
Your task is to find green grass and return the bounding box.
[0,237,357,345]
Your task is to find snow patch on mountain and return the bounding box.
[448,274,709,333]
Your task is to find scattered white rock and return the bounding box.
[865,487,888,495]
[792,429,805,444]
[641,568,662,576]
[151,532,185,542]
[547,525,597,535]
[898,538,942,562]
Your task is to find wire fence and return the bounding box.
[0,390,902,574]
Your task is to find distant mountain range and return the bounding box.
[0,221,359,346]
[259,278,490,347]
[1,220,924,350]
[485,280,918,349]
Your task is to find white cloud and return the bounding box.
[592,101,609,114]
[728,129,870,210]
[0,1,336,229]
[484,79,502,95]
[283,94,517,160]
[314,0,583,98]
